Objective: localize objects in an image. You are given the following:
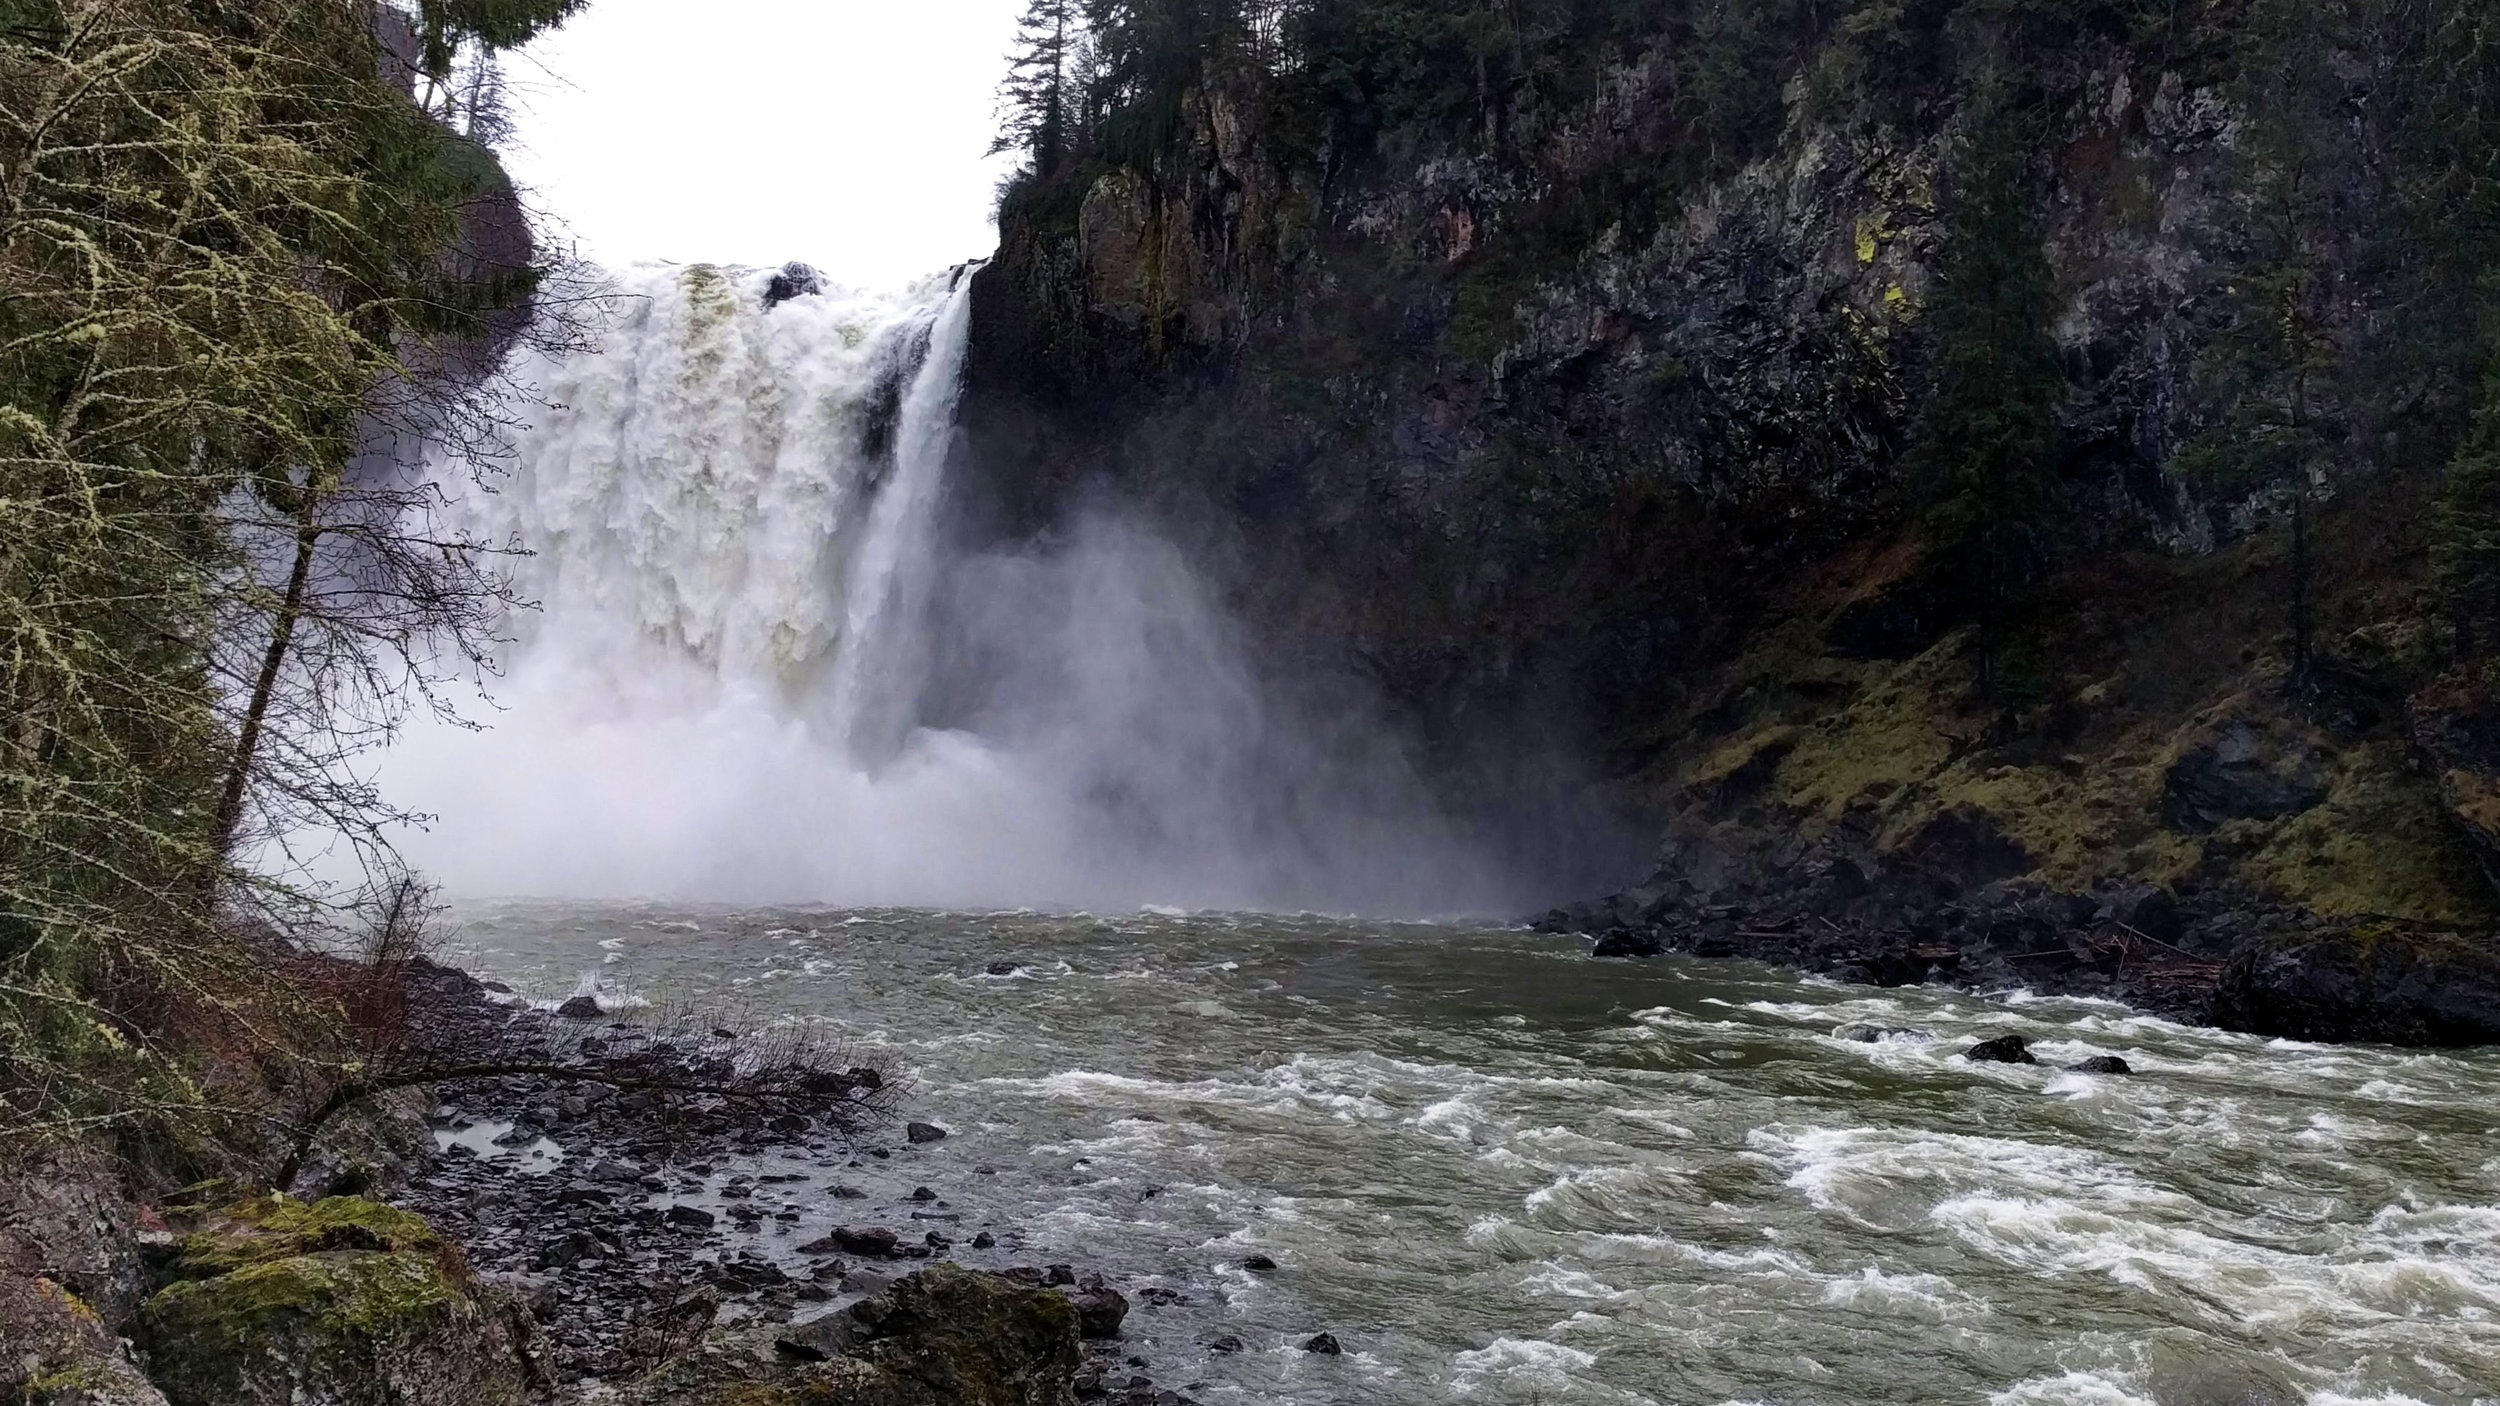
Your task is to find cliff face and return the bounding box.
[961,3,2500,973]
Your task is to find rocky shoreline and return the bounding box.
[1,956,1215,1406]
[1537,823,2500,1047]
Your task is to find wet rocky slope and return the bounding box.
[957,0,2500,1039]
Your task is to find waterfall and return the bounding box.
[378,262,1520,914]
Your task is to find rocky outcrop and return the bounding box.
[965,6,2500,1032]
[615,1264,1081,1406]
[1,1274,168,1406]
[2407,672,2500,894]
[132,1196,544,1406]
[2212,927,2500,1046]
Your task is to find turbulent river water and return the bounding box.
[443,902,2500,1406]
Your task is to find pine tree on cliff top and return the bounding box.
[1911,70,2062,705]
[995,0,1080,171]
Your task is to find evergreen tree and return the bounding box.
[994,0,1081,171]
[1910,68,2063,703]
[2181,0,2358,700]
[2437,355,2500,657]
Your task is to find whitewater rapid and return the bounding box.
[447,904,2500,1406]
[381,262,1516,913]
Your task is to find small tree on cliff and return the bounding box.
[2179,0,2363,703]
[995,0,1082,172]
[1910,71,2063,704]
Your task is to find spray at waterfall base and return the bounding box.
[384,262,1550,914]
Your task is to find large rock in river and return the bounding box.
[618,1262,1081,1406]
[132,1196,542,1406]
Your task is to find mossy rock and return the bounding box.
[619,1263,1080,1406]
[161,1195,446,1281]
[134,1198,537,1406]
[1,1273,169,1405]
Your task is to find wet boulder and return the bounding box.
[2065,1055,2133,1075]
[132,1197,543,1406]
[1962,1034,2038,1065]
[1062,1277,1127,1339]
[553,995,601,1019]
[762,261,825,310]
[614,1263,1082,1406]
[906,1121,950,1144]
[1590,929,1666,958]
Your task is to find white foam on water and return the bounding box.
[1988,1370,2159,1406]
[1450,1336,1599,1392]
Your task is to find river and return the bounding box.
[441,901,2500,1406]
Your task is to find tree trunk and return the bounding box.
[214,494,321,856]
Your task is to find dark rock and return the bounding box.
[2161,720,2330,833]
[618,1264,1080,1406]
[1831,1024,1929,1043]
[1302,1332,1342,1355]
[761,261,825,311]
[972,1232,997,1249]
[1208,1334,1244,1353]
[2066,1055,2133,1074]
[2406,673,2500,895]
[986,960,1026,976]
[1963,1034,2038,1065]
[553,995,602,1019]
[2100,885,2185,947]
[1590,928,1666,959]
[1044,1264,1076,1286]
[1239,1255,1276,1272]
[1065,1277,1128,1339]
[906,1122,950,1144]
[911,1186,938,1202]
[1900,807,2035,887]
[663,1204,716,1229]
[2214,927,2500,1046]
[818,1226,900,1257]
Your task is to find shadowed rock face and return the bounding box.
[2213,927,2500,1047]
[961,10,2500,1015]
[617,1264,1083,1406]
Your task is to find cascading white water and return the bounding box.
[380,262,1519,913]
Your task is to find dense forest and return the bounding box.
[0,0,580,1176]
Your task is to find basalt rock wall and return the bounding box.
[959,4,2500,968]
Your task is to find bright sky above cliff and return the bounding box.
[502,0,1025,288]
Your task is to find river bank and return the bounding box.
[1536,823,2500,1047]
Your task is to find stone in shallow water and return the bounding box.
[1590,929,1665,958]
[906,1121,950,1144]
[553,995,601,1019]
[1302,1332,1342,1355]
[2066,1055,2133,1075]
[1832,1023,1931,1043]
[1963,1034,2038,1065]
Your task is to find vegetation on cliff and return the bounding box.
[971,0,2500,952]
[0,0,577,1177]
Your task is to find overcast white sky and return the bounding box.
[498,0,1027,288]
